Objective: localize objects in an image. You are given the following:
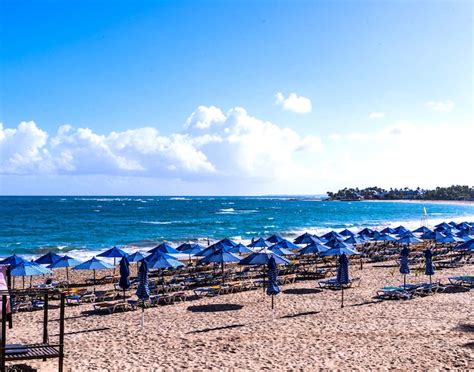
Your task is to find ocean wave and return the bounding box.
[169,197,191,201]
[140,220,183,225]
[217,208,258,215]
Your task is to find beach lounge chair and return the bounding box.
[448,275,474,288]
[413,282,445,296]
[376,286,412,300]
[193,287,218,297]
[93,301,132,314]
[318,277,360,290]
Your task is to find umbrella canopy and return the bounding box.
[47,255,80,269]
[0,254,28,266]
[336,253,350,285]
[321,231,343,241]
[424,248,435,277]
[197,241,230,257]
[147,243,179,255]
[421,231,436,240]
[199,249,241,264]
[298,242,329,255]
[456,222,471,230]
[35,252,62,265]
[358,227,375,238]
[456,233,474,242]
[344,235,365,245]
[239,249,290,266]
[177,243,204,255]
[266,256,280,296]
[339,229,355,237]
[372,232,397,242]
[266,234,284,244]
[393,225,409,235]
[127,251,146,263]
[435,222,451,229]
[434,231,448,243]
[268,246,294,256]
[146,253,185,269]
[228,243,253,254]
[271,239,299,250]
[320,243,360,257]
[294,232,319,245]
[399,246,410,275]
[455,239,474,250]
[380,227,396,234]
[73,257,113,271]
[11,261,52,277]
[119,256,131,290]
[397,235,423,244]
[413,226,432,234]
[434,225,451,233]
[248,238,269,248]
[325,238,353,248]
[136,260,150,301]
[98,246,128,258]
[439,234,464,243]
[216,238,239,248]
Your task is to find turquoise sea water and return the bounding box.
[1,196,474,258]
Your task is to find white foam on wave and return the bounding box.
[169,197,191,201]
[140,220,183,225]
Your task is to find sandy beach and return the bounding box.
[4,262,473,371]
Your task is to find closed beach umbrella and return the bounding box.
[199,248,240,283]
[147,243,179,255]
[73,257,113,292]
[35,252,62,266]
[337,253,350,308]
[424,248,435,284]
[271,239,299,250]
[119,256,131,302]
[136,260,150,327]
[266,234,284,244]
[399,246,410,288]
[47,255,80,283]
[266,256,280,313]
[248,238,269,249]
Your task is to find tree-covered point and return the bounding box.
[326,185,474,201]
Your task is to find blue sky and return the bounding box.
[0,0,472,195]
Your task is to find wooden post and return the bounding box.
[1,294,7,372]
[43,293,49,344]
[58,293,65,372]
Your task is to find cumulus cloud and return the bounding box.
[274,92,312,114]
[0,106,323,182]
[369,112,385,119]
[426,100,454,112]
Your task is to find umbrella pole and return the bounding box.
[30,276,32,288]
[341,286,344,309]
[429,274,432,285]
[403,274,406,289]
[12,277,15,290]
[262,266,266,294]
[22,276,25,289]
[221,262,224,284]
[113,258,116,276]
[66,267,69,283]
[141,304,145,328]
[360,256,363,270]
[93,269,96,293]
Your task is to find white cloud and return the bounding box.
[274,92,312,114]
[426,100,454,112]
[369,112,385,119]
[0,106,323,182]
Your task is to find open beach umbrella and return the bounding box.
[228,243,253,254]
[439,234,463,244]
[126,251,146,271]
[98,246,128,275]
[339,229,355,237]
[358,227,375,238]
[325,238,354,249]
[146,252,185,287]
[147,243,179,255]
[298,242,329,255]
[337,253,350,308]
[393,226,409,235]
[456,222,471,230]
[248,238,269,249]
[73,257,113,292]
[399,246,410,288]
[372,232,397,242]
[136,260,150,328]
[320,243,359,257]
[294,232,319,245]
[380,227,396,234]
[268,246,294,256]
[266,256,280,314]
[177,243,204,254]
[421,230,436,240]
[197,241,230,258]
[271,239,299,250]
[35,252,62,266]
[456,233,474,242]
[0,254,27,267]
[199,248,240,283]
[119,256,131,302]
[266,234,284,244]
[344,235,365,245]
[216,238,239,248]
[321,231,343,241]
[424,248,435,284]
[455,239,474,251]
[413,226,432,234]
[11,261,52,289]
[397,235,423,245]
[435,222,451,229]
[47,255,80,282]
[434,232,448,243]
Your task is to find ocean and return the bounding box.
[1,196,474,260]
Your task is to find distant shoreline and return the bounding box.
[364,199,474,206]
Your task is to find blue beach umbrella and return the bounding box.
[325,238,354,249]
[136,260,150,327]
[248,238,269,249]
[147,243,179,255]
[127,251,146,263]
[47,255,80,282]
[177,243,204,255]
[321,231,343,241]
[439,234,463,244]
[98,246,128,274]
[0,254,27,266]
[268,246,294,256]
[199,248,240,283]
[228,243,253,254]
[320,243,359,257]
[399,246,410,288]
[11,261,52,289]
[271,239,299,250]
[197,241,230,258]
[266,256,280,312]
[119,256,131,300]
[339,229,355,237]
[413,226,432,234]
[344,235,365,245]
[337,253,350,308]
[455,239,474,250]
[266,234,284,244]
[217,238,239,248]
[298,242,329,255]
[393,226,409,235]
[294,232,319,245]
[358,227,375,238]
[380,227,396,234]
[146,252,184,269]
[434,232,448,243]
[397,235,423,244]
[35,252,62,265]
[421,230,436,240]
[424,248,435,284]
[456,222,471,230]
[372,232,397,242]
[73,257,113,292]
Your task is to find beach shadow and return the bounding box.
[349,299,383,307]
[187,304,243,313]
[283,288,323,295]
[280,310,320,319]
[5,364,37,372]
[456,323,474,333]
[442,286,471,294]
[51,326,110,337]
[462,342,474,349]
[187,323,245,334]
